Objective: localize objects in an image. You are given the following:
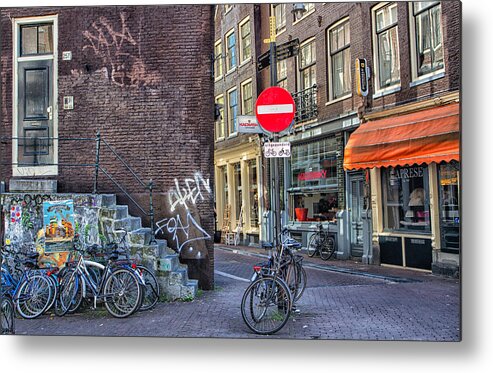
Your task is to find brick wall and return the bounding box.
[0,5,215,289]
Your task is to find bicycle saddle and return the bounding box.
[261,241,274,249]
[284,239,302,249]
[22,258,38,268]
[86,244,101,255]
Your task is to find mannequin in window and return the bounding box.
[408,187,425,223]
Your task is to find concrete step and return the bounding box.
[181,279,198,299]
[100,194,116,207]
[128,227,152,246]
[157,254,179,272]
[129,217,142,231]
[168,268,188,286]
[100,205,128,220]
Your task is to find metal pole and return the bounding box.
[93,130,101,194]
[149,179,156,243]
[268,16,281,248]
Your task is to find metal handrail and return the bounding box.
[0,132,156,242]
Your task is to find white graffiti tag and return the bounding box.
[155,211,211,253]
[168,172,211,212]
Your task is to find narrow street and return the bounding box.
[13,246,460,341]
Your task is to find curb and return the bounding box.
[215,245,421,284]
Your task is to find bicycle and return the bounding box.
[241,229,305,335]
[1,290,15,335]
[86,230,160,311]
[1,246,53,319]
[307,223,336,260]
[55,241,143,318]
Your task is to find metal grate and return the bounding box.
[292,84,318,124]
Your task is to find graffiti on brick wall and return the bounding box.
[82,12,161,87]
[168,172,211,212]
[155,172,212,258]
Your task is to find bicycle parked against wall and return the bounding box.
[307,223,336,261]
[241,228,306,335]
[1,289,15,335]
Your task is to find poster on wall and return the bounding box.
[43,199,75,253]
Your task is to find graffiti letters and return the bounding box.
[82,12,161,87]
[155,210,211,253]
[168,172,211,212]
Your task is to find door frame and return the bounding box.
[13,15,58,177]
[348,171,364,255]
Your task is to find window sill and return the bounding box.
[215,137,225,143]
[276,28,286,37]
[410,71,445,88]
[225,67,237,77]
[239,57,252,68]
[228,132,238,139]
[325,93,352,106]
[214,75,223,83]
[292,9,315,26]
[373,85,401,99]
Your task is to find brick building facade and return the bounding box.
[0,5,216,288]
[214,2,460,275]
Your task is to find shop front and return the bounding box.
[344,101,460,275]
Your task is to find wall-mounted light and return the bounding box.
[291,3,307,18]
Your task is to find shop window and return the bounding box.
[248,160,259,228]
[328,19,351,100]
[221,166,228,209]
[382,166,431,232]
[289,137,339,222]
[438,162,460,253]
[373,3,400,91]
[411,1,444,78]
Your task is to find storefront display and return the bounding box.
[438,161,460,253]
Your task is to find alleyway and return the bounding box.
[13,246,460,341]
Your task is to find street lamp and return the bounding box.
[291,3,307,19]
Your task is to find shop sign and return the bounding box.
[297,170,327,181]
[264,142,291,158]
[237,116,262,134]
[395,166,424,180]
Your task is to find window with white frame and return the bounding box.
[294,3,315,22]
[227,88,238,134]
[214,39,223,80]
[226,29,236,71]
[277,59,287,90]
[241,80,253,115]
[239,18,251,63]
[411,1,444,78]
[272,4,286,34]
[373,3,400,90]
[298,39,316,91]
[215,95,225,140]
[328,19,351,100]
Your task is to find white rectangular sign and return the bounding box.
[264,142,291,158]
[237,116,263,134]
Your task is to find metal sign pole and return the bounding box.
[268,16,280,248]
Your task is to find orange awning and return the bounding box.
[343,103,460,170]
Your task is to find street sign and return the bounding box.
[264,142,291,158]
[256,39,300,71]
[255,86,295,133]
[237,116,263,134]
[276,38,299,61]
[355,58,370,97]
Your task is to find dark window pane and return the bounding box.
[21,26,38,55]
[25,69,47,118]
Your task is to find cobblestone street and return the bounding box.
[12,246,460,341]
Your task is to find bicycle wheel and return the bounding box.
[103,268,142,318]
[1,296,15,335]
[16,274,52,319]
[43,273,58,314]
[54,269,80,317]
[241,276,292,335]
[307,233,320,257]
[294,265,307,302]
[282,261,299,300]
[137,265,160,311]
[320,236,335,261]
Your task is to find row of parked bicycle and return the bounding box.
[240,224,336,335]
[1,230,160,335]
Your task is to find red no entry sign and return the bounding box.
[255,86,295,133]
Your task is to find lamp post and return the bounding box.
[266,4,306,247]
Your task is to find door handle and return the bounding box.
[47,106,53,120]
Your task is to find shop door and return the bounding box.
[18,59,54,166]
[348,173,364,257]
